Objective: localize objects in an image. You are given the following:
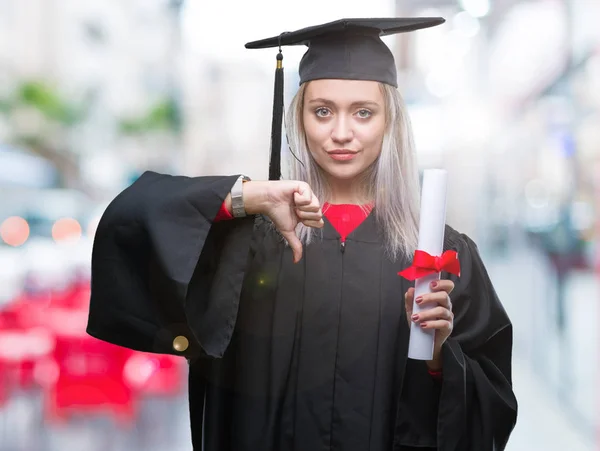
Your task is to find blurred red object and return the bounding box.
[124,353,184,397]
[50,281,90,310]
[0,296,56,391]
[0,278,184,424]
[0,361,8,407]
[45,334,137,426]
[0,326,55,390]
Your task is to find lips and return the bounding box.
[327,149,358,155]
[327,149,359,161]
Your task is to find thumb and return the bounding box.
[281,230,303,264]
[405,287,415,319]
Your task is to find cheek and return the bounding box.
[359,121,386,155]
[303,116,328,147]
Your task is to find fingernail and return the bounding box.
[411,314,419,322]
[420,322,427,328]
[415,296,423,304]
[431,281,438,288]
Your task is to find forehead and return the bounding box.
[304,79,383,104]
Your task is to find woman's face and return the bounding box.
[302,79,386,182]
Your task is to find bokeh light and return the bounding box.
[459,0,491,18]
[453,11,480,38]
[51,218,83,243]
[0,216,30,247]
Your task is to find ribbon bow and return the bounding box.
[398,249,461,281]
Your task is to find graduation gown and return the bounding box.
[87,171,517,451]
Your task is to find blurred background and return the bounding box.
[0,0,598,449]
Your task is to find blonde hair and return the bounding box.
[285,82,420,261]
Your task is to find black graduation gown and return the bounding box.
[87,171,517,451]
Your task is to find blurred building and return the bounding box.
[180,56,272,180]
[0,0,184,194]
[393,0,494,238]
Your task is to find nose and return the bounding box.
[331,115,353,144]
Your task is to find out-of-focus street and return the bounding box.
[487,242,598,451]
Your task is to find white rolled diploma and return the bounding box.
[408,169,448,361]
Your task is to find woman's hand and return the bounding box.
[404,279,455,370]
[243,180,324,263]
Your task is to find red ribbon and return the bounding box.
[398,249,461,281]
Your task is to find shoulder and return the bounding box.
[443,224,484,274]
[443,224,473,251]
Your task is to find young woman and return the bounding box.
[87,18,517,451]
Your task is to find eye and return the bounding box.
[356,109,372,119]
[315,107,331,118]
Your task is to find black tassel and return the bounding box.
[269,50,284,181]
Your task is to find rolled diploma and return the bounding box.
[408,169,448,361]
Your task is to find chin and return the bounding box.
[321,163,367,181]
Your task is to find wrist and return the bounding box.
[426,348,443,371]
[242,180,271,215]
[223,193,233,215]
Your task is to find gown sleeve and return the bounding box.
[86,171,257,359]
[394,227,518,451]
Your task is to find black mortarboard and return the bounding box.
[245,17,445,180]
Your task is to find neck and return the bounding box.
[326,176,372,205]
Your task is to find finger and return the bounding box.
[296,201,321,213]
[295,209,323,221]
[294,191,311,207]
[294,184,313,206]
[412,306,453,323]
[416,291,452,309]
[430,279,454,295]
[301,219,324,229]
[281,230,303,263]
[296,192,321,213]
[308,195,322,212]
[405,287,415,311]
[419,319,453,333]
[404,287,415,322]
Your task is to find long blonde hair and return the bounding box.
[285,82,420,261]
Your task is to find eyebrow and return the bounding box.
[307,98,381,108]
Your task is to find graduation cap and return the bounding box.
[245,17,445,180]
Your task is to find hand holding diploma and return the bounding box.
[404,280,455,369]
[398,169,461,364]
